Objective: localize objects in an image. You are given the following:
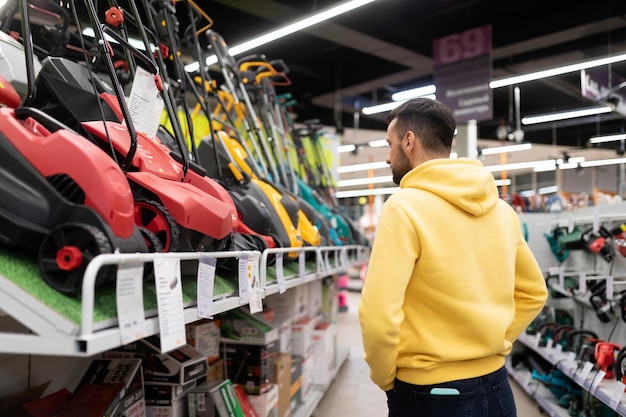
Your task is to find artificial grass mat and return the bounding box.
[0,245,318,327]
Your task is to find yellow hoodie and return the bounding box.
[359,158,547,391]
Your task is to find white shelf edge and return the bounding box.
[517,333,626,416]
[506,361,572,417]
[0,246,369,357]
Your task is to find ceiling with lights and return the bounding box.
[193,0,626,154]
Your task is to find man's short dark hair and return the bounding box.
[386,98,456,155]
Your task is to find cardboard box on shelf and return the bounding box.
[219,309,279,346]
[305,280,322,318]
[233,384,259,417]
[247,384,279,417]
[273,353,292,417]
[312,323,337,387]
[57,358,144,417]
[105,335,208,386]
[194,379,244,417]
[290,318,315,358]
[144,383,195,417]
[288,359,302,415]
[207,358,225,382]
[265,286,308,323]
[186,320,221,363]
[221,339,279,395]
[293,353,314,404]
[272,317,292,353]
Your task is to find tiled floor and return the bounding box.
[315,290,544,417]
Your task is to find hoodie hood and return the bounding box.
[399,158,498,216]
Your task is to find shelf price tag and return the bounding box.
[276,252,286,294]
[590,370,606,393]
[197,254,217,319]
[564,352,577,368]
[545,338,553,350]
[578,362,594,387]
[247,253,262,314]
[299,251,305,282]
[238,253,260,310]
[324,251,332,273]
[154,257,186,352]
[116,262,147,345]
[610,382,625,409]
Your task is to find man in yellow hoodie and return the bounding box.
[359,98,548,417]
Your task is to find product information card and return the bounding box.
[116,262,147,345]
[197,254,217,319]
[154,257,186,352]
[238,253,262,313]
[276,252,286,294]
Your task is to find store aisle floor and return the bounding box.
[315,289,544,417]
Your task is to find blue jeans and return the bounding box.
[385,366,517,417]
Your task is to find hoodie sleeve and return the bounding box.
[359,199,418,391]
[505,238,548,343]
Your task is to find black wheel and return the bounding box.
[38,223,113,295]
[133,198,180,251]
[139,226,164,252]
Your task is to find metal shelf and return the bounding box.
[0,246,369,357]
[517,333,626,416]
[506,360,572,417]
[293,345,350,417]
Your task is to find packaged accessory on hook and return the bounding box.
[581,226,614,263]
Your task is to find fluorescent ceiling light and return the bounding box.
[494,179,512,186]
[589,133,626,144]
[337,161,388,173]
[490,51,626,89]
[538,185,559,195]
[521,106,612,125]
[82,27,150,51]
[391,84,436,101]
[581,157,626,168]
[338,144,357,153]
[485,160,556,172]
[368,139,388,148]
[362,100,406,115]
[337,175,393,187]
[336,186,399,198]
[481,143,532,155]
[185,0,378,72]
[362,94,436,115]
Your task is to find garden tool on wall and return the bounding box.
[581,225,614,263]
[565,329,599,354]
[614,345,626,384]
[594,342,621,379]
[589,281,615,323]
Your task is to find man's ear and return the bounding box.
[405,131,416,150]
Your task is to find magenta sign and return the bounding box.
[433,25,493,123]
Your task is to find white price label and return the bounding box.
[545,338,553,350]
[116,262,146,345]
[299,251,305,281]
[578,362,594,387]
[248,253,262,314]
[590,370,606,393]
[154,257,186,352]
[276,252,286,294]
[238,253,250,304]
[197,254,217,319]
[610,382,625,409]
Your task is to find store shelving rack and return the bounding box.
[0,244,368,357]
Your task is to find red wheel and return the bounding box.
[133,198,180,252]
[38,223,113,294]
